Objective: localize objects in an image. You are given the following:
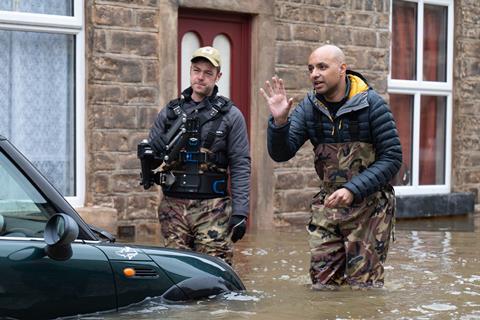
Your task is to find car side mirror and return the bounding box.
[44,213,79,261]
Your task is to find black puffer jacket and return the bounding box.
[150,86,251,217]
[267,70,402,202]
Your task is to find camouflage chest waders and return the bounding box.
[152,95,238,265]
[308,142,395,288]
[158,196,234,265]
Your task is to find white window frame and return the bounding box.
[388,0,454,196]
[0,0,85,207]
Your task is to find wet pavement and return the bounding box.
[84,213,480,320]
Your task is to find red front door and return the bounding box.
[178,9,251,130]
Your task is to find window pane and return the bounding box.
[213,34,231,98]
[423,4,448,82]
[391,0,417,80]
[0,30,75,196]
[390,94,414,186]
[420,96,446,185]
[0,0,73,16]
[0,151,55,237]
[181,32,200,92]
[0,152,53,219]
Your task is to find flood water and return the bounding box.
[85,214,480,320]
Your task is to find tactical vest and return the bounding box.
[160,95,232,199]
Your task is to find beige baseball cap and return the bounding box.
[191,46,221,68]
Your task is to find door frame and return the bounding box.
[178,8,251,130]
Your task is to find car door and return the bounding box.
[0,241,116,319]
[0,149,116,319]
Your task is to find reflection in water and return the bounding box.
[88,214,480,320]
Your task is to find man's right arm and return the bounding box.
[261,76,308,162]
[267,102,309,162]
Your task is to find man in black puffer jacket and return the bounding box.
[261,44,402,289]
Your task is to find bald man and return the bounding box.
[261,45,402,289]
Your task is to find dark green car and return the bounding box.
[0,136,245,320]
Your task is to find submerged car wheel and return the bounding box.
[162,276,235,301]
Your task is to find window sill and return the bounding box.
[396,192,475,218]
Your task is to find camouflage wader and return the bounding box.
[158,196,234,264]
[308,142,395,289]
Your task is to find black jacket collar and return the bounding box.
[181,85,219,103]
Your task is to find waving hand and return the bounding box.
[260,76,294,126]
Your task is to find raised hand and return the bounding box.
[260,76,294,126]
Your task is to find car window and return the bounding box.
[0,152,56,237]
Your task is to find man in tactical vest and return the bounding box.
[261,45,402,289]
[140,46,250,265]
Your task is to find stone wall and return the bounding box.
[272,0,391,224]
[85,0,162,242]
[83,0,277,241]
[81,0,479,238]
[452,0,480,202]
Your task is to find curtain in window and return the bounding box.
[392,1,417,81]
[419,5,447,185]
[420,96,446,185]
[423,5,447,82]
[0,2,75,195]
[391,1,416,186]
[390,94,413,186]
[391,1,447,186]
[0,0,72,15]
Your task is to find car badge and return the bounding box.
[116,246,138,260]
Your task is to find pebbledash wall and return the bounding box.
[80,0,479,242]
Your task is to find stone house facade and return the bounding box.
[78,0,479,242]
[1,0,477,242]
